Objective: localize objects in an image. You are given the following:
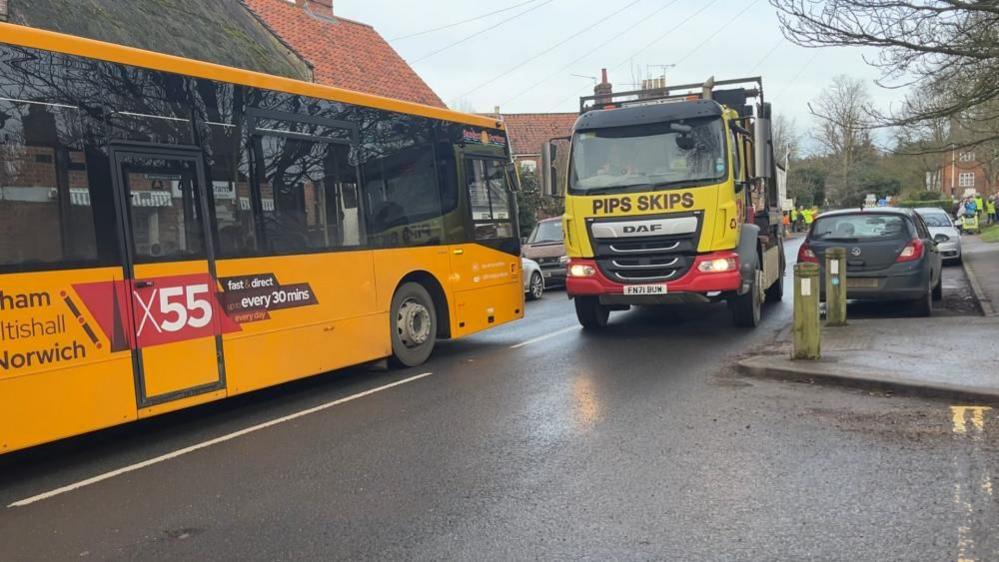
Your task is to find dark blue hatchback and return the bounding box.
[797,208,943,316]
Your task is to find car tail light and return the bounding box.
[797,243,818,263]
[896,238,925,263]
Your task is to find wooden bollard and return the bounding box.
[793,262,821,360]
[825,247,847,326]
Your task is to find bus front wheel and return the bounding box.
[574,296,609,330]
[390,282,437,367]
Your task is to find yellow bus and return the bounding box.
[0,23,524,454]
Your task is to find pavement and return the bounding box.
[740,316,999,401]
[5,239,999,560]
[741,233,999,402]
[963,234,999,316]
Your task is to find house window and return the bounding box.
[959,151,975,162]
[519,159,537,173]
[958,172,976,187]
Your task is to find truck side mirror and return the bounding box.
[542,136,571,198]
[754,102,774,180]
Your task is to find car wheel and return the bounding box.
[527,272,544,301]
[389,282,437,368]
[932,272,943,301]
[730,266,763,327]
[574,296,609,330]
[911,280,932,318]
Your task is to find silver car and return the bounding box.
[522,257,545,300]
[916,207,962,264]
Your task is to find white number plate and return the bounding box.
[623,284,668,296]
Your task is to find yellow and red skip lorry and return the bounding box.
[543,77,785,328]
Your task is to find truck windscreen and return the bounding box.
[569,116,726,194]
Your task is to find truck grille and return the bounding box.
[587,213,701,284]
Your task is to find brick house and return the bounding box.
[495,113,578,173]
[243,0,444,107]
[5,0,443,108]
[935,148,998,198]
[494,70,616,174]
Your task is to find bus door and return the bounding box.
[449,154,521,333]
[111,147,227,409]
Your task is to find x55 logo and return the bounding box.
[129,274,241,348]
[133,283,213,337]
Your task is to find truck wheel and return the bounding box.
[730,268,763,327]
[765,277,784,303]
[390,282,437,368]
[574,296,609,330]
[765,240,785,303]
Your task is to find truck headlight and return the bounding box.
[569,264,596,277]
[697,257,738,273]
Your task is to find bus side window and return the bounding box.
[251,133,361,255]
[358,112,443,248]
[103,63,195,146]
[465,158,514,241]
[208,130,258,258]
[0,46,119,272]
[433,132,466,245]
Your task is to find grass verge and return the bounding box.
[983,225,999,243]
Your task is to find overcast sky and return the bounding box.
[336,0,899,148]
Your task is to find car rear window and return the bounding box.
[811,214,909,241]
[919,213,952,227]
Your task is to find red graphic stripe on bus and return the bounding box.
[73,274,242,351]
[72,280,132,352]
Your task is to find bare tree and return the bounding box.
[810,75,875,204]
[772,114,800,164]
[770,0,999,149]
[449,98,478,114]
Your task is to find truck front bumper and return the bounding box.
[566,252,743,301]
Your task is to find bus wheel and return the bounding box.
[390,282,437,367]
[574,296,609,330]
[730,267,763,327]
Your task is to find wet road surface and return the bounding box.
[1,241,995,561]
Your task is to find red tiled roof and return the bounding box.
[499,113,578,157]
[243,0,445,108]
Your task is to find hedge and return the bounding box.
[894,199,953,212]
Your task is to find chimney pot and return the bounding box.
[594,68,613,103]
[298,0,333,13]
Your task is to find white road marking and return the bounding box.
[510,326,578,349]
[8,372,433,508]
